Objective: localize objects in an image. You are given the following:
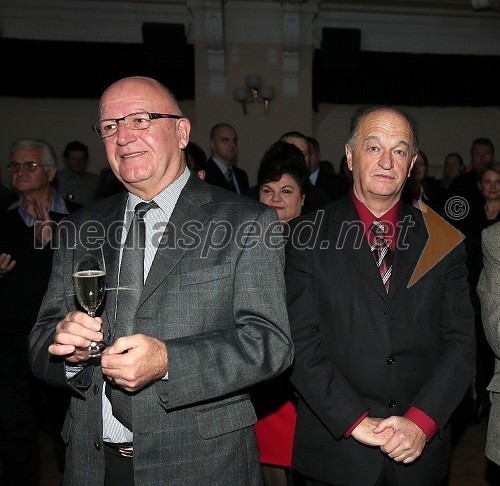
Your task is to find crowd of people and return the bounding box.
[0,76,498,486]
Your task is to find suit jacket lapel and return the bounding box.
[100,192,128,292]
[388,204,428,299]
[331,196,428,301]
[331,196,389,300]
[138,175,212,307]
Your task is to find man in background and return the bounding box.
[279,131,330,212]
[447,137,494,216]
[307,136,350,202]
[0,138,80,484]
[204,123,249,194]
[56,140,100,206]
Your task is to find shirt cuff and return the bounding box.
[344,410,370,439]
[404,406,438,441]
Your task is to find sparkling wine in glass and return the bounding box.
[72,244,106,357]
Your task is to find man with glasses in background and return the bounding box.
[0,139,80,484]
[29,76,292,485]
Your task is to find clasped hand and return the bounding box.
[0,253,16,275]
[50,310,169,391]
[352,415,426,464]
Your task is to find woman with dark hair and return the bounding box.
[184,141,207,180]
[402,148,440,210]
[253,141,307,486]
[257,141,308,224]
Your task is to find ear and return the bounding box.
[301,194,305,206]
[408,154,418,179]
[177,118,191,150]
[47,165,57,183]
[197,170,206,181]
[345,145,354,172]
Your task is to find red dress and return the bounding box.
[253,377,297,467]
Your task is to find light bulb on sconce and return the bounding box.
[233,75,275,114]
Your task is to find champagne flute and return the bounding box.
[72,244,106,357]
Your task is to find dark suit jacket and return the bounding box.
[204,157,250,194]
[285,195,475,486]
[29,173,293,485]
[314,168,351,201]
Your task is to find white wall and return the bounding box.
[314,104,500,178]
[2,96,499,188]
[0,96,196,184]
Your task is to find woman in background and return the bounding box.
[458,161,500,422]
[253,141,308,486]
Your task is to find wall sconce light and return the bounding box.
[471,0,500,11]
[233,75,275,114]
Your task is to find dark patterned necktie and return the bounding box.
[369,220,393,293]
[105,200,157,431]
[226,166,237,192]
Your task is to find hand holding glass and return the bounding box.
[72,245,106,357]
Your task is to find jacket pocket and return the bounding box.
[180,262,232,287]
[197,398,257,439]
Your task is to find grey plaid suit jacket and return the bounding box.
[478,221,500,466]
[29,173,293,485]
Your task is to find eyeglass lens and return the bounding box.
[8,162,40,172]
[95,112,152,138]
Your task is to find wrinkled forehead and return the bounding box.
[12,147,43,162]
[358,109,413,145]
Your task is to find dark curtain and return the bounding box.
[0,23,194,100]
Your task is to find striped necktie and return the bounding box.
[369,220,393,293]
[105,200,158,431]
[226,166,237,192]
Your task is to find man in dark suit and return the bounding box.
[286,106,475,485]
[0,138,80,484]
[29,76,293,485]
[307,136,350,201]
[279,131,331,212]
[204,123,249,194]
[447,137,494,217]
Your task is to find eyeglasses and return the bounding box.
[7,161,50,173]
[92,112,182,139]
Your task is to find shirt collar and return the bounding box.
[351,191,400,250]
[212,156,231,174]
[126,165,190,214]
[309,167,320,185]
[9,187,69,227]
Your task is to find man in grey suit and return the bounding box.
[478,221,500,467]
[29,76,293,485]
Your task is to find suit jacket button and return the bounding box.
[387,356,395,365]
[388,400,396,407]
[94,442,101,451]
[93,385,100,395]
